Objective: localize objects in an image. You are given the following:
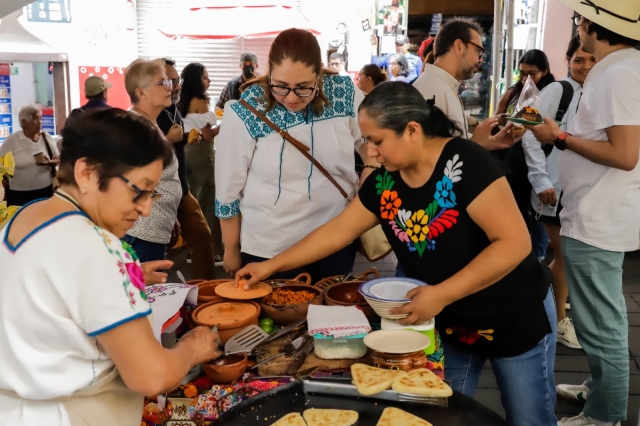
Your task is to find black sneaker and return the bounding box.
[214,254,223,267]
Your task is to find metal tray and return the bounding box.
[214,379,509,425]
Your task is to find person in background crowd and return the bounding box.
[0,105,59,206]
[371,34,422,81]
[328,52,349,76]
[356,64,388,96]
[215,28,378,283]
[522,36,596,351]
[238,83,557,426]
[178,63,224,266]
[527,2,640,424]
[388,54,409,82]
[122,59,182,263]
[156,58,217,280]
[215,52,259,112]
[0,108,221,425]
[412,18,515,150]
[496,49,556,116]
[65,75,112,127]
[494,49,557,237]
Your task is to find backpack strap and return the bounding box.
[543,80,574,157]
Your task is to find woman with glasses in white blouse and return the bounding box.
[215,28,378,283]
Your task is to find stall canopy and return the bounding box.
[158,0,321,40]
[0,0,31,20]
[0,10,67,62]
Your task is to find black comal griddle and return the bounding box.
[215,377,508,425]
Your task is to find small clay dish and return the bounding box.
[191,300,261,343]
[215,281,273,300]
[202,353,248,383]
[325,281,377,322]
[195,280,231,305]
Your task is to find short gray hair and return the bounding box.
[124,58,165,104]
[18,105,41,126]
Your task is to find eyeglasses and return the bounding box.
[169,78,183,88]
[516,69,542,79]
[467,40,487,60]
[572,13,582,26]
[152,79,173,91]
[269,75,318,98]
[118,175,161,204]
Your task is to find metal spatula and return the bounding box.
[224,325,270,355]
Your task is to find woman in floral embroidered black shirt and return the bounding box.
[237,82,557,426]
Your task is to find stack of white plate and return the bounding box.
[358,278,427,320]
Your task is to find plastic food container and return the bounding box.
[313,333,368,360]
[380,317,436,355]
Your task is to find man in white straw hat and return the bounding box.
[527,2,640,425]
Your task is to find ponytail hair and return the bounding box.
[361,64,388,86]
[359,82,462,138]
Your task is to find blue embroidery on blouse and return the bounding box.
[215,199,241,219]
[230,74,356,139]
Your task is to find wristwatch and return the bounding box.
[555,132,571,151]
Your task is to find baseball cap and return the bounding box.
[240,51,258,64]
[84,76,112,97]
[395,34,409,45]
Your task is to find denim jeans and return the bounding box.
[530,212,549,259]
[562,237,628,422]
[444,288,557,426]
[122,235,167,263]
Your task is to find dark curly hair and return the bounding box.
[177,63,210,117]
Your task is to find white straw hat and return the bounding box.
[559,0,640,41]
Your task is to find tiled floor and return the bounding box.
[167,248,640,425]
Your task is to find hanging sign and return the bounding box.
[26,0,72,23]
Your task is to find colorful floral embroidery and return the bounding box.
[446,326,494,344]
[378,155,463,257]
[380,189,401,220]
[89,220,148,308]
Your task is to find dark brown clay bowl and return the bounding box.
[259,284,323,326]
[371,350,427,372]
[202,354,248,383]
[325,282,378,322]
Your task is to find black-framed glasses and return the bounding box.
[152,79,173,91]
[269,75,318,98]
[118,175,161,204]
[169,77,184,88]
[572,13,582,26]
[467,40,487,60]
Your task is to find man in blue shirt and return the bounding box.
[65,76,111,127]
[371,34,422,81]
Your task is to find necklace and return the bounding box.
[54,188,85,214]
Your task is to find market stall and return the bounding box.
[142,272,508,426]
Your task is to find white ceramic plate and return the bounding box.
[359,278,427,302]
[363,330,430,354]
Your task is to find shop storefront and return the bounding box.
[0,0,139,137]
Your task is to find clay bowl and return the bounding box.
[202,353,248,383]
[187,279,206,285]
[259,284,323,326]
[325,281,378,322]
[191,300,261,343]
[194,280,229,305]
[371,350,427,372]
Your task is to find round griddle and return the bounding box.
[215,380,508,426]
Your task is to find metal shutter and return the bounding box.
[136,0,273,105]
